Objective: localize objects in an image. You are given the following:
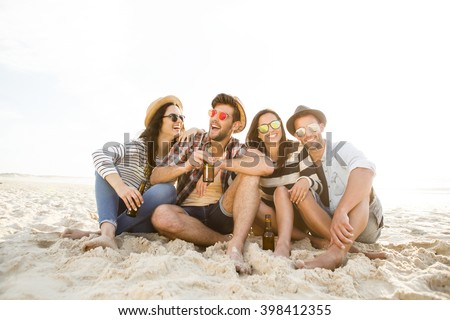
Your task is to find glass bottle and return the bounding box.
[203,142,215,183]
[126,180,146,217]
[203,162,214,182]
[262,214,275,251]
[126,165,151,217]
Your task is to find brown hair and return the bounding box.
[139,103,183,168]
[211,93,240,123]
[246,109,295,168]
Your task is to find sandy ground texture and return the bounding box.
[0,174,449,299]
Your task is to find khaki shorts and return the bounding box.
[313,192,384,244]
[356,195,384,243]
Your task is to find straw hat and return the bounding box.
[232,96,246,133]
[286,105,327,136]
[144,95,183,127]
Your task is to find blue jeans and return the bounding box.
[94,172,176,235]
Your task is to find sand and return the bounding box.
[0,174,449,300]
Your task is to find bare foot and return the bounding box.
[349,246,387,260]
[295,246,348,270]
[227,246,251,274]
[274,242,290,258]
[362,251,387,260]
[82,235,118,251]
[307,238,387,260]
[61,228,95,239]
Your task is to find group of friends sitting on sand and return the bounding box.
[62,93,386,273]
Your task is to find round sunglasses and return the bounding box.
[162,113,185,122]
[295,123,320,137]
[208,109,230,121]
[257,120,281,134]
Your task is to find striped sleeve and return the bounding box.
[92,143,124,179]
[298,147,323,194]
[92,140,147,189]
[302,174,323,194]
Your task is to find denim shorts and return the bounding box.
[181,197,234,235]
[312,192,384,244]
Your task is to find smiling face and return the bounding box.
[208,103,237,142]
[160,104,184,138]
[257,112,282,146]
[293,114,325,149]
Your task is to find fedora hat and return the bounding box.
[232,96,246,133]
[286,105,327,136]
[144,95,183,127]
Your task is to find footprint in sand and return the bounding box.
[36,239,56,248]
[33,232,60,248]
[428,273,450,296]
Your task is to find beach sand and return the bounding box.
[0,174,449,300]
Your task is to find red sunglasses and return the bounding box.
[208,109,230,121]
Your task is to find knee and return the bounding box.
[238,174,260,189]
[151,205,182,232]
[296,191,314,209]
[274,186,289,200]
[144,183,177,204]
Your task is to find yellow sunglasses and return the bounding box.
[257,120,281,134]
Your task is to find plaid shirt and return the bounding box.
[159,132,247,205]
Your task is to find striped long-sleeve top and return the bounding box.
[92,138,151,190]
[259,141,323,204]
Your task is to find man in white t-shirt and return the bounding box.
[285,105,384,270]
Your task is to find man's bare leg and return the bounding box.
[251,201,275,236]
[82,222,118,251]
[295,195,385,268]
[151,204,229,245]
[295,198,370,270]
[222,174,260,274]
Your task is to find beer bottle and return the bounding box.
[203,142,215,183]
[126,165,151,217]
[262,214,275,251]
[203,162,214,182]
[126,180,146,217]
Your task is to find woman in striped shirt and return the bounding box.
[62,96,202,250]
[246,109,327,257]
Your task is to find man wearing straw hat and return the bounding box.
[286,105,384,270]
[150,93,274,274]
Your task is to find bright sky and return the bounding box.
[1,0,449,189]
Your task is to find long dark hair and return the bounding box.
[246,109,295,168]
[139,103,181,169]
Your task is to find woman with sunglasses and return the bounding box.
[62,96,203,250]
[246,109,327,258]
